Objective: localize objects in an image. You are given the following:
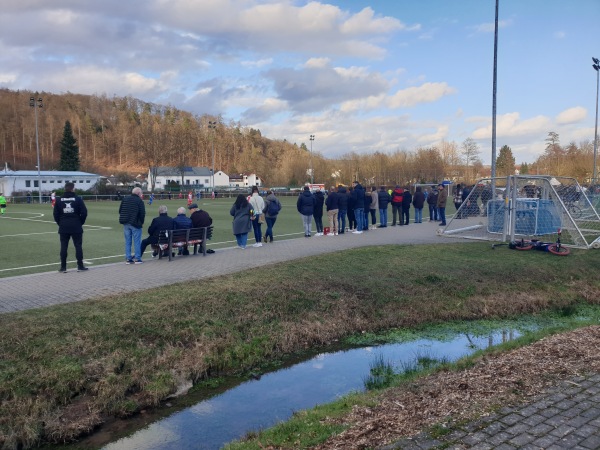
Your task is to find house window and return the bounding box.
[50,180,55,183]
[186,180,190,185]
[86,180,90,183]
[205,179,209,184]
[34,181,39,188]
[42,180,47,183]
[79,180,83,183]
[57,180,62,183]
[26,180,31,187]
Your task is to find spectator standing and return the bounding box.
[402,188,412,225]
[377,186,391,227]
[230,194,253,249]
[173,206,193,255]
[347,186,356,231]
[297,186,316,237]
[390,185,404,226]
[351,180,365,234]
[119,187,146,264]
[248,186,265,247]
[325,185,339,236]
[313,189,325,236]
[427,186,438,222]
[369,186,378,230]
[363,189,372,231]
[263,190,282,242]
[412,186,425,223]
[0,192,6,215]
[53,182,88,272]
[453,184,463,218]
[337,185,348,234]
[437,183,448,226]
[141,205,176,257]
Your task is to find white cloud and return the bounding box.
[387,82,457,109]
[471,112,552,139]
[470,19,513,33]
[556,107,586,124]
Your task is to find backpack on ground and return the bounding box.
[267,200,281,216]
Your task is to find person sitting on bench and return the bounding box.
[141,205,175,257]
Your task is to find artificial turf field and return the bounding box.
[0,195,311,278]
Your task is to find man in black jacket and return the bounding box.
[141,205,175,257]
[53,182,88,273]
[119,187,146,264]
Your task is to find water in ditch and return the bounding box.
[93,323,536,450]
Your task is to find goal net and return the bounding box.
[439,175,600,249]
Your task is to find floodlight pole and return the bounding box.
[29,96,43,204]
[491,0,499,193]
[209,121,217,192]
[309,134,315,185]
[592,58,599,186]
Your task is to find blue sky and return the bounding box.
[1,0,598,164]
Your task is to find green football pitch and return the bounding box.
[0,196,311,278]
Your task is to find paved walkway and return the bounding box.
[1,223,443,313]
[382,374,600,450]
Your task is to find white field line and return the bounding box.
[0,231,309,273]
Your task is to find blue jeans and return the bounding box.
[235,233,248,248]
[252,216,263,243]
[354,208,364,231]
[415,208,423,223]
[265,217,277,240]
[338,209,347,232]
[302,214,313,235]
[428,204,438,221]
[123,224,142,261]
[379,208,388,226]
[439,207,446,225]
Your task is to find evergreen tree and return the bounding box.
[59,121,80,171]
[520,162,529,174]
[496,145,516,177]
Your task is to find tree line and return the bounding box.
[0,88,596,188]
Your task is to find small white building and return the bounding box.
[0,170,101,196]
[149,166,229,191]
[228,173,263,188]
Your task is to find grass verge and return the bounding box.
[1,241,600,448]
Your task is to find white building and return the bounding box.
[228,173,263,188]
[149,167,229,191]
[0,170,101,196]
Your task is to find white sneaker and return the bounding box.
[328,233,335,236]
[334,232,338,235]
[352,230,363,234]
[252,243,261,247]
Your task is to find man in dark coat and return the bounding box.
[141,205,175,257]
[351,181,365,234]
[119,187,146,263]
[297,186,316,237]
[402,188,412,225]
[377,186,391,227]
[53,182,88,273]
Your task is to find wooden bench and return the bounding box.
[153,226,213,261]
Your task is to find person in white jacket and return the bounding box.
[248,186,265,247]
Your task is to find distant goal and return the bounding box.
[439,175,600,250]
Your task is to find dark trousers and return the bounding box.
[392,204,402,225]
[60,233,83,266]
[347,209,356,230]
[141,236,158,255]
[314,215,323,234]
[402,207,410,225]
[428,204,438,221]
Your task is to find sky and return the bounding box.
[1,0,599,165]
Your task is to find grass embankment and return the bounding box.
[1,242,600,448]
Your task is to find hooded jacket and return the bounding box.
[297,190,316,216]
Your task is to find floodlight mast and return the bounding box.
[592,58,599,185]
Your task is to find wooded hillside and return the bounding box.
[1,89,595,187]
